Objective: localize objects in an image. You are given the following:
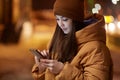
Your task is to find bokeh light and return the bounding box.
[108,23,116,34]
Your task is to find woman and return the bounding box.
[32,0,113,80]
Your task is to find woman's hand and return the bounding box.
[34,49,50,73]
[40,59,64,75]
[40,50,49,59]
[34,56,47,73]
[34,49,64,74]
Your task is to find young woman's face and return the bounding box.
[56,15,73,34]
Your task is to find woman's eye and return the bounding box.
[63,18,68,21]
[56,19,59,21]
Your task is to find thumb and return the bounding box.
[34,56,40,64]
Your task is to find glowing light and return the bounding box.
[117,21,120,29]
[92,3,102,14]
[105,24,108,32]
[95,3,101,10]
[104,16,114,23]
[108,23,116,34]
[22,21,33,39]
[92,8,98,14]
[112,0,119,4]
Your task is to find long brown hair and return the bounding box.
[49,21,83,63]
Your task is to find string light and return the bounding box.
[92,3,101,14]
[112,0,120,5]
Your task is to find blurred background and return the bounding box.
[0,0,120,80]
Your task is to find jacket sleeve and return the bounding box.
[32,64,45,80]
[55,62,84,80]
[55,42,112,80]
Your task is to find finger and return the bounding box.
[38,62,47,67]
[40,59,55,63]
[40,50,47,56]
[35,56,40,64]
[48,67,53,71]
[43,50,47,56]
[44,63,54,67]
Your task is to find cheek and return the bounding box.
[69,25,72,31]
[68,23,73,31]
[67,22,72,28]
[65,24,72,32]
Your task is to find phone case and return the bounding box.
[29,49,48,59]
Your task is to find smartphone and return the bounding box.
[29,49,48,59]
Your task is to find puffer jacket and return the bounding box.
[32,14,113,80]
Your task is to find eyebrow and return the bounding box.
[57,15,66,18]
[56,15,68,19]
[61,16,64,18]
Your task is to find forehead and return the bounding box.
[56,15,69,19]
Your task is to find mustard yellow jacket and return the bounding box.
[32,14,113,80]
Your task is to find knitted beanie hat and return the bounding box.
[53,0,84,22]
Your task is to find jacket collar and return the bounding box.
[76,14,106,44]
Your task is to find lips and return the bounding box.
[62,27,67,30]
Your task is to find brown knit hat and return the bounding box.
[53,0,84,22]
